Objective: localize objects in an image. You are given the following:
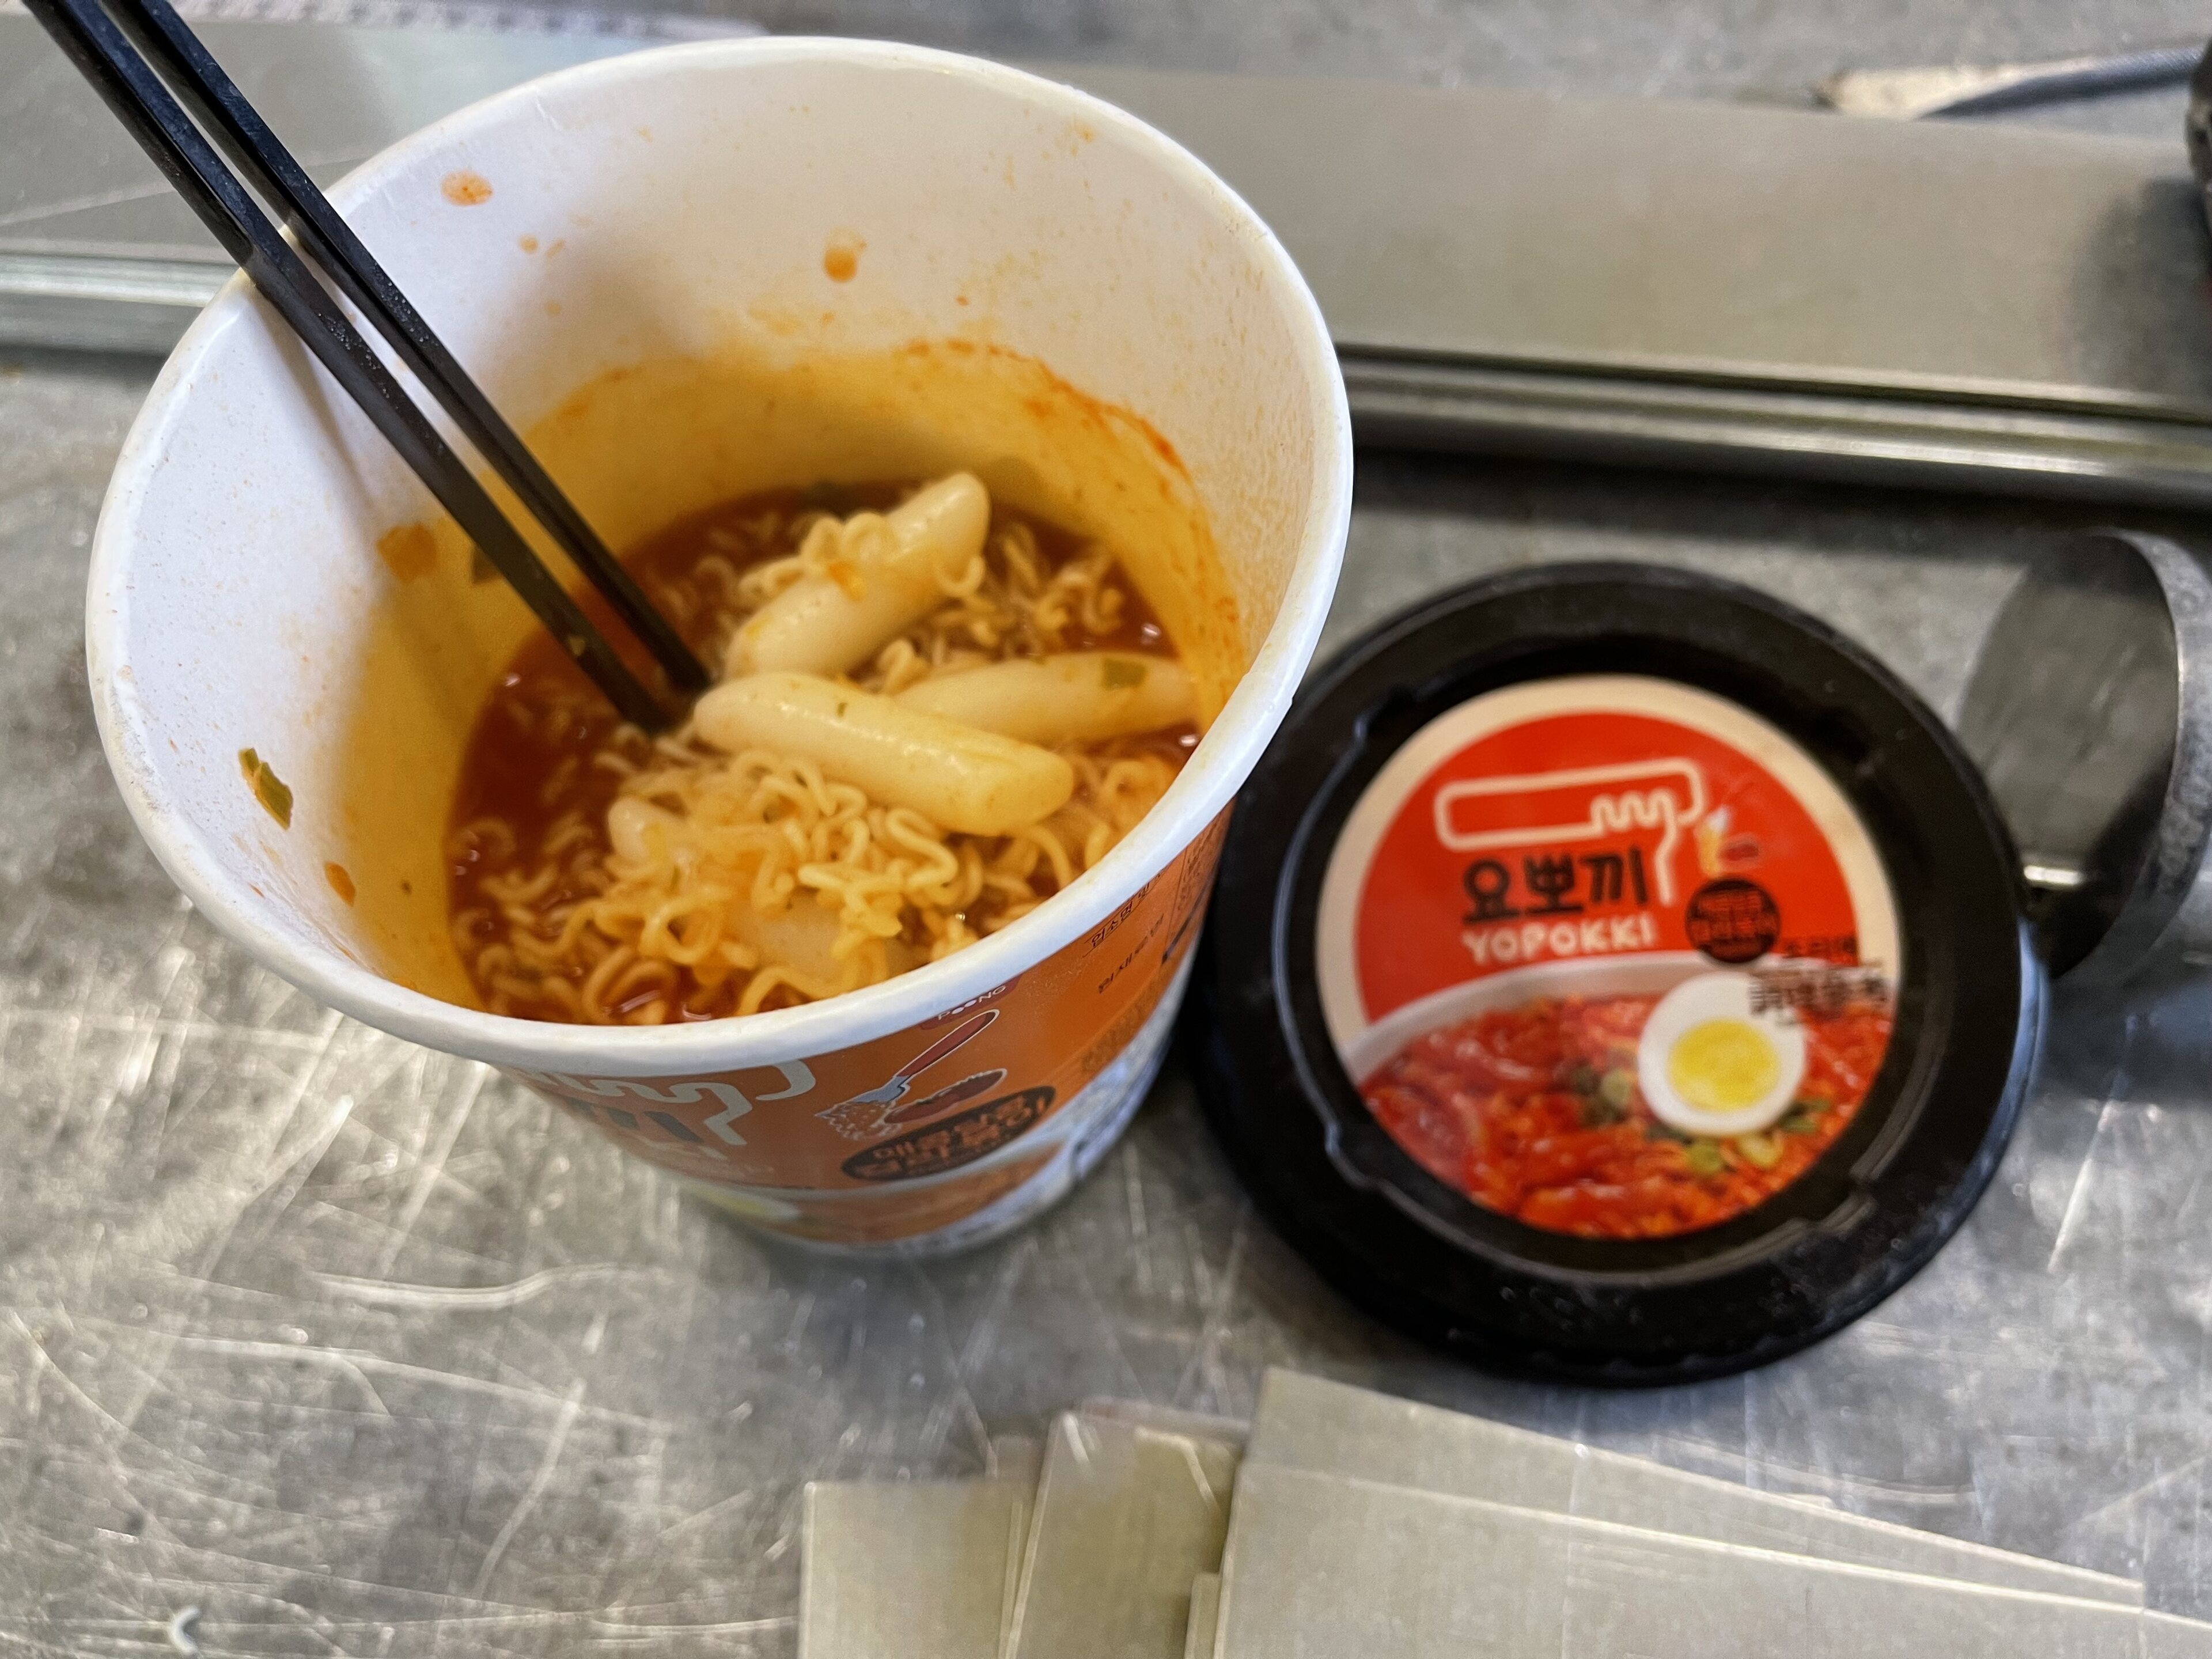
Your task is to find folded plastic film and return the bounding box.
[797,1372,2192,1659]
[799,1435,1039,1659]
[1001,1407,1243,1659]
[1244,1369,2139,1604]
[1213,1464,2179,1659]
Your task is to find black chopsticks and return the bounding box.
[26,0,709,731]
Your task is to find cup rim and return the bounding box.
[87,35,1354,1076]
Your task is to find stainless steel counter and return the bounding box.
[7,4,2212,1650]
[7,340,2212,1653]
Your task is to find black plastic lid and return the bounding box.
[1187,563,2043,1385]
[1957,531,2212,984]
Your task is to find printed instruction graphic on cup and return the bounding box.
[505,819,1223,1241]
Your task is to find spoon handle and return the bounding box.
[1819,42,2202,120]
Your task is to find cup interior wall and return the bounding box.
[92,43,1348,1041]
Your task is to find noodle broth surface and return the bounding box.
[447,483,1194,1025]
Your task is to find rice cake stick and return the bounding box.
[727,474,990,679]
[1002,1410,1243,1659]
[1247,1369,2139,1605]
[897,654,1197,744]
[1216,1464,2197,1659]
[695,672,1074,834]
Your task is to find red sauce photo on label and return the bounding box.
[1360,982,1892,1238]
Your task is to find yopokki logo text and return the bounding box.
[1434,758,1759,969]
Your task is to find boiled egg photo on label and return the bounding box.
[1637,970,1806,1138]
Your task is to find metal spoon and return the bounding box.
[1819,41,2203,120]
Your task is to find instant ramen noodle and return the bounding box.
[448,475,1198,1025]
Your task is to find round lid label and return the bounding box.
[1316,675,1902,1240]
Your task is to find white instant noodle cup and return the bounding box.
[88,39,1352,1252]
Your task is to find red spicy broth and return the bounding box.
[446,482,1195,1025]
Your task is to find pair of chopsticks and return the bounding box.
[26,0,709,730]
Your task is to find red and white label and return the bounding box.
[1315,676,1903,1240]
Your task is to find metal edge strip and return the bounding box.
[1343,350,2212,509]
[16,251,2212,510]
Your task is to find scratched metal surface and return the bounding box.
[7,335,2212,1657]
